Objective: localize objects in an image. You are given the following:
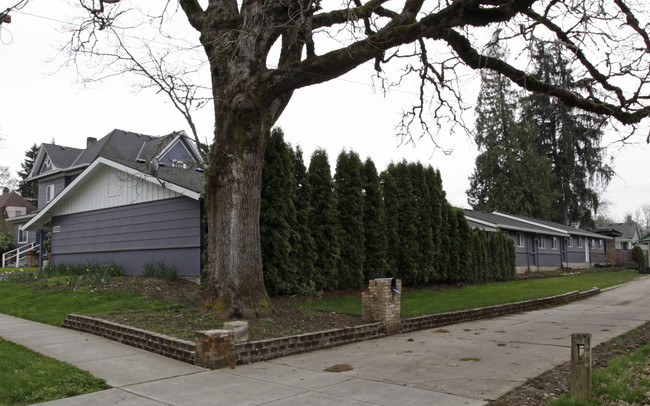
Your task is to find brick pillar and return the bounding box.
[362,278,402,335]
[195,329,235,369]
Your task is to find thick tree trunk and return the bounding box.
[201,97,275,318]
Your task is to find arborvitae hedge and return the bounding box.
[260,133,517,295]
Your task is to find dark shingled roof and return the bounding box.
[494,212,606,239]
[0,190,37,220]
[464,209,566,236]
[595,222,640,241]
[42,144,84,169]
[112,158,205,194]
[72,129,162,165]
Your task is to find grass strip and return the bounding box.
[0,282,180,325]
[303,270,640,316]
[547,341,650,405]
[0,337,109,406]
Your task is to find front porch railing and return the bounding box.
[2,243,40,268]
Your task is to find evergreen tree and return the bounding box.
[289,145,317,288]
[467,37,555,220]
[425,167,444,283]
[409,163,435,284]
[334,150,365,288]
[380,170,400,277]
[307,149,340,290]
[391,162,420,285]
[260,128,298,295]
[361,158,388,281]
[456,209,471,282]
[17,144,39,201]
[524,41,613,226]
[446,204,461,283]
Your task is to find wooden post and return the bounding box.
[570,333,592,401]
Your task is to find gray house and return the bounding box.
[21,129,206,276]
[465,210,609,272]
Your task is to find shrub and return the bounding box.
[0,232,13,255]
[142,261,178,281]
[631,245,645,269]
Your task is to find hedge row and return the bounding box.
[260,129,516,295]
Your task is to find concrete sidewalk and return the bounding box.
[1,275,648,406]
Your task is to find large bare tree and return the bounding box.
[69,0,649,317]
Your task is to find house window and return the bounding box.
[539,237,546,249]
[18,228,28,244]
[172,159,188,169]
[567,237,573,248]
[621,242,629,250]
[578,237,583,248]
[590,239,595,248]
[552,237,558,250]
[517,233,525,247]
[599,240,603,248]
[46,184,55,203]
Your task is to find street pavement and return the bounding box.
[0,275,648,405]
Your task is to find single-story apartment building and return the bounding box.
[465,210,609,272]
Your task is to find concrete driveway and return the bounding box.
[1,275,648,405]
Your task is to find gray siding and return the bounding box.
[38,177,66,209]
[159,139,199,167]
[12,222,37,246]
[50,197,201,276]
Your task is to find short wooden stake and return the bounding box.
[570,333,592,401]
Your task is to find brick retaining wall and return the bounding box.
[62,314,195,364]
[235,322,384,364]
[400,288,600,333]
[62,288,600,367]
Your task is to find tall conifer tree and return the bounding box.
[289,146,317,287]
[17,144,39,201]
[307,149,340,290]
[334,150,365,288]
[524,41,613,226]
[361,158,388,281]
[260,128,298,294]
[467,36,555,219]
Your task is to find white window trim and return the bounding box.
[578,237,583,248]
[18,228,28,244]
[517,233,525,248]
[567,237,573,248]
[552,237,558,250]
[539,237,546,249]
[45,184,55,203]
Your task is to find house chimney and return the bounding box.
[87,137,97,148]
[2,187,8,195]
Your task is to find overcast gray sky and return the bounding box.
[0,0,647,222]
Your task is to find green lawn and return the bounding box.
[0,338,109,406]
[0,282,180,325]
[304,270,641,316]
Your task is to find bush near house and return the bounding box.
[0,232,13,256]
[631,245,645,269]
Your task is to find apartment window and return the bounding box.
[552,237,558,250]
[45,184,55,203]
[599,240,603,248]
[18,228,28,244]
[567,237,573,248]
[590,239,595,248]
[517,233,525,247]
[578,237,583,248]
[538,237,546,249]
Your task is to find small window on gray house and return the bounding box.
[567,237,573,247]
[590,239,595,248]
[517,233,525,247]
[539,237,546,249]
[45,184,55,203]
[578,237,583,248]
[172,160,188,169]
[599,239,603,248]
[18,228,28,244]
[621,242,629,250]
[552,237,558,250]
